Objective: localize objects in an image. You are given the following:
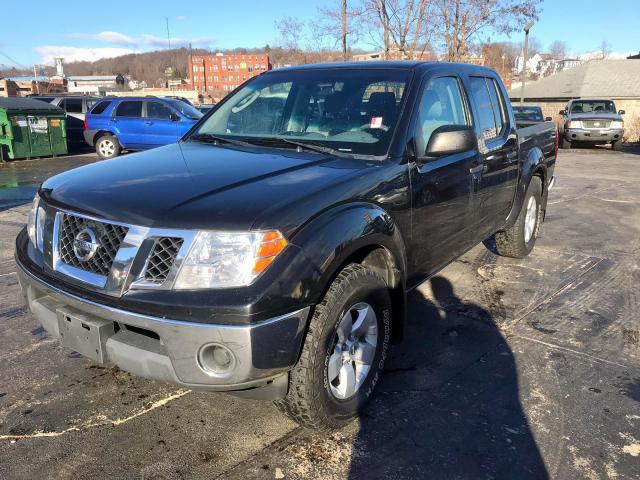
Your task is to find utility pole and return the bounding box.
[166,18,171,50]
[341,0,347,61]
[520,20,534,106]
[189,43,195,92]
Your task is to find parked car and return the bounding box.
[196,104,215,114]
[559,98,625,150]
[16,62,557,430]
[31,95,100,147]
[84,96,203,158]
[512,105,552,128]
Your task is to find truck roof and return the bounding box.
[273,61,498,75]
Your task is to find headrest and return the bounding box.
[422,90,442,119]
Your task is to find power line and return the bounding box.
[0,48,29,69]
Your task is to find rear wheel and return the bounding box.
[490,176,543,259]
[275,263,392,430]
[96,135,121,159]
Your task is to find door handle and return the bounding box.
[144,121,153,125]
[469,164,486,174]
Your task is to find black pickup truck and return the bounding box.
[16,62,557,429]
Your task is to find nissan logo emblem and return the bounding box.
[73,228,99,262]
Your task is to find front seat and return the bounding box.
[419,90,448,148]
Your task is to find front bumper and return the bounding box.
[16,257,310,394]
[564,128,624,143]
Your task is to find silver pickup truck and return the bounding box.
[560,98,625,150]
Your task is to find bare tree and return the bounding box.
[363,0,433,59]
[275,16,305,52]
[548,40,568,59]
[316,1,362,60]
[432,0,541,61]
[599,39,611,60]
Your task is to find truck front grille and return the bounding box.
[144,237,184,284]
[582,120,611,129]
[58,213,128,276]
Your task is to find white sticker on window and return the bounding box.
[370,117,383,129]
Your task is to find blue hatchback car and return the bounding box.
[84,97,203,159]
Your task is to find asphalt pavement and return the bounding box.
[0,146,638,479]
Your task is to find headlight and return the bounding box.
[566,120,581,129]
[174,230,288,289]
[27,193,45,251]
[611,120,624,129]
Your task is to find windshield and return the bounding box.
[570,100,616,114]
[190,68,411,156]
[169,100,203,120]
[513,107,543,121]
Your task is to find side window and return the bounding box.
[469,77,498,140]
[115,101,143,117]
[64,98,83,113]
[146,101,174,119]
[90,100,111,115]
[415,76,468,155]
[486,78,506,135]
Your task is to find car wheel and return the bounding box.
[96,135,121,159]
[560,138,571,149]
[275,263,392,430]
[490,176,543,259]
[612,140,623,151]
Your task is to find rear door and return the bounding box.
[467,76,518,229]
[110,100,146,148]
[143,101,180,146]
[409,74,481,274]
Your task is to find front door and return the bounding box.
[467,76,519,229]
[409,75,480,275]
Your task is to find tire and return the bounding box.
[612,140,623,151]
[96,135,121,159]
[560,137,571,149]
[275,263,392,430]
[491,176,543,259]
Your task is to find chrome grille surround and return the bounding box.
[58,213,128,276]
[49,207,197,296]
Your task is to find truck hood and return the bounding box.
[42,142,370,233]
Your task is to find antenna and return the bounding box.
[166,17,171,50]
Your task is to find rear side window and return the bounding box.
[469,77,503,140]
[64,98,83,113]
[90,100,111,115]
[115,101,143,117]
[486,78,506,134]
[146,101,174,119]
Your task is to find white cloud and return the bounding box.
[70,31,137,46]
[175,15,186,21]
[35,46,136,65]
[140,34,216,48]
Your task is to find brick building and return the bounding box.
[188,53,270,93]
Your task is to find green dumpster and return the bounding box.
[0,97,67,161]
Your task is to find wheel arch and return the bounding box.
[504,146,548,229]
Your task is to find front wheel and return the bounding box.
[275,263,392,430]
[560,137,571,149]
[612,140,623,151]
[490,176,543,259]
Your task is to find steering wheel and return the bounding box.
[360,125,388,139]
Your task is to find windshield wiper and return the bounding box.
[189,133,254,148]
[247,137,345,156]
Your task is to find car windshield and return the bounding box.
[190,68,412,156]
[570,100,616,114]
[168,100,203,120]
[513,107,543,121]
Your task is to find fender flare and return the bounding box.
[504,146,548,228]
[291,201,408,340]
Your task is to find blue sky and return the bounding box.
[1,0,638,67]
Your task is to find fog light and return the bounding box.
[198,343,236,375]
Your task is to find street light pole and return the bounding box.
[520,20,534,105]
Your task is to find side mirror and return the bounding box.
[618,110,625,115]
[545,116,552,121]
[170,113,180,122]
[421,125,476,161]
[559,110,566,115]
